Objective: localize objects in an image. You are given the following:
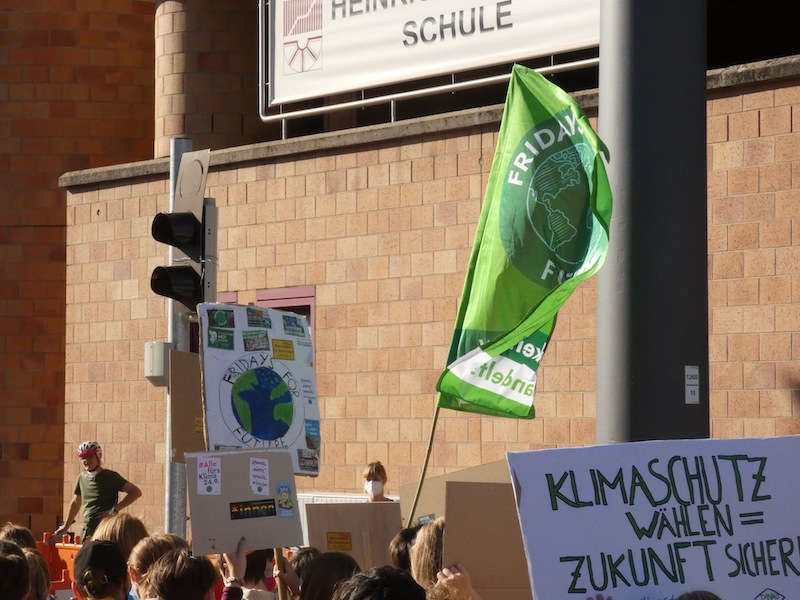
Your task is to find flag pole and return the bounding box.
[406,404,440,527]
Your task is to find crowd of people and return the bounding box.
[0,445,724,600]
[0,514,726,600]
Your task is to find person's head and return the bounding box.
[72,540,128,600]
[389,524,421,572]
[127,533,189,598]
[0,540,28,600]
[332,566,426,600]
[147,549,217,600]
[0,522,37,550]
[289,546,321,585]
[23,549,50,600]
[92,513,148,560]
[362,461,388,500]
[77,440,103,472]
[677,593,722,600]
[243,548,274,586]
[409,518,444,589]
[299,552,360,600]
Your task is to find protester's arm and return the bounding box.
[434,564,482,600]
[53,494,81,537]
[220,536,247,588]
[113,481,141,512]
[273,552,301,598]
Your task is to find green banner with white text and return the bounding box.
[436,65,612,419]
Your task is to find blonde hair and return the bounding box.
[409,518,444,589]
[23,548,50,600]
[362,461,387,481]
[92,513,149,560]
[128,533,189,598]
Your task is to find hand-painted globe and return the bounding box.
[230,367,294,440]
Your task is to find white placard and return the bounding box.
[507,436,800,600]
[269,0,599,105]
[199,304,321,476]
[197,455,222,495]
[250,457,270,495]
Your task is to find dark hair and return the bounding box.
[332,566,426,600]
[0,522,37,550]
[0,540,29,600]
[677,593,722,600]
[290,546,321,584]
[389,525,421,572]
[24,548,51,600]
[147,549,218,600]
[300,552,360,600]
[244,548,275,585]
[73,540,127,599]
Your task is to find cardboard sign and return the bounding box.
[185,449,303,555]
[507,436,800,600]
[169,350,206,462]
[398,459,511,525]
[198,303,321,476]
[305,503,402,569]
[443,481,532,600]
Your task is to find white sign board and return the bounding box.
[199,303,321,476]
[269,0,599,104]
[507,437,800,600]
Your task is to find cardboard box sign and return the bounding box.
[185,449,303,555]
[169,350,206,463]
[442,481,532,600]
[398,459,511,525]
[305,502,402,570]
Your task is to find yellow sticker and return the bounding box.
[326,531,352,551]
[193,417,204,434]
[272,339,295,361]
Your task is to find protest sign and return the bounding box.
[185,449,303,555]
[169,350,206,462]
[443,481,532,600]
[305,502,402,569]
[198,303,321,476]
[507,436,800,600]
[398,459,510,525]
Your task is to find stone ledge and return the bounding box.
[59,55,800,189]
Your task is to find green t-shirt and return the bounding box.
[73,469,127,537]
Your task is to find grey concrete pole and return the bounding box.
[165,136,192,535]
[597,1,709,443]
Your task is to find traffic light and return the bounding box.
[151,149,216,312]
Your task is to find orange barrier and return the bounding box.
[38,533,82,598]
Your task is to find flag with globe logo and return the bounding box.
[437,64,612,419]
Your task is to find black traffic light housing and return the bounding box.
[150,149,215,312]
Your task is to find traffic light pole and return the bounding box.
[165,137,192,537]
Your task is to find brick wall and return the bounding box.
[0,2,154,535]
[154,0,263,159]
[63,77,800,533]
[706,81,800,438]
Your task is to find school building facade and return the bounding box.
[1,2,799,534]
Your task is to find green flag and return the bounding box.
[436,65,612,419]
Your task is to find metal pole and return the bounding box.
[166,136,192,535]
[597,1,708,443]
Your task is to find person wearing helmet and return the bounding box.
[52,441,142,540]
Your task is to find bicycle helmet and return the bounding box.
[77,441,102,459]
